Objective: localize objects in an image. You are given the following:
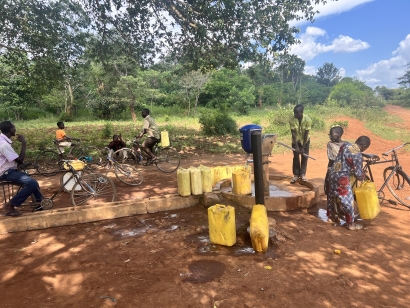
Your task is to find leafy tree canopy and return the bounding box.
[316,62,341,87]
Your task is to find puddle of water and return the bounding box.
[251,183,294,197]
[113,227,150,238]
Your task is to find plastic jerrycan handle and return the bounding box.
[216,204,226,210]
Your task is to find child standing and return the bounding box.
[325,126,345,218]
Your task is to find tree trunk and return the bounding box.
[66,80,74,116]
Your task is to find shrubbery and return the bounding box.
[199,110,237,136]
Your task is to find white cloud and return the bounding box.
[289,27,369,61]
[292,0,375,26]
[355,34,410,88]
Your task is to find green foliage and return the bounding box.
[199,110,237,136]
[331,120,349,129]
[316,62,341,87]
[310,115,325,131]
[102,122,114,138]
[265,107,293,137]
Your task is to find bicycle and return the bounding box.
[1,160,116,210]
[99,148,144,186]
[353,142,410,208]
[114,139,181,173]
[35,139,103,176]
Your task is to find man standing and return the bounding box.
[289,104,312,183]
[136,109,160,165]
[328,136,371,230]
[0,121,43,216]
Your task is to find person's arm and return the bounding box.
[291,129,300,153]
[65,134,80,141]
[301,130,310,154]
[14,134,27,164]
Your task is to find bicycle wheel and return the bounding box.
[71,173,116,206]
[114,164,144,186]
[35,150,61,176]
[155,147,180,173]
[113,148,138,165]
[384,167,410,208]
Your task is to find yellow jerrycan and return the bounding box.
[208,204,236,246]
[177,168,191,197]
[189,167,203,195]
[355,181,380,220]
[232,167,252,195]
[160,131,170,147]
[199,165,213,193]
[250,204,269,252]
[213,166,228,185]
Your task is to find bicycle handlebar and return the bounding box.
[382,142,410,156]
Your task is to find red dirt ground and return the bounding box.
[1,105,410,307]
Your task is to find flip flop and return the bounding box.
[346,223,363,231]
[290,176,299,184]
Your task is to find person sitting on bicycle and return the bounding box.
[328,135,371,231]
[56,121,79,159]
[0,121,44,216]
[135,108,160,166]
[107,134,126,160]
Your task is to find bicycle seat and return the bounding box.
[362,153,380,161]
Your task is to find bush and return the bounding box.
[199,110,237,136]
[102,122,114,138]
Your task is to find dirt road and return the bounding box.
[1,105,410,307]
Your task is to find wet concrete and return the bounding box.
[219,175,320,211]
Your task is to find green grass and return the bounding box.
[9,105,410,160]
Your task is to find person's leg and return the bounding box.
[142,138,157,160]
[4,170,43,206]
[291,142,301,177]
[339,187,362,230]
[300,140,310,180]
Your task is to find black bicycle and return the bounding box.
[114,140,181,173]
[35,139,102,176]
[353,142,410,208]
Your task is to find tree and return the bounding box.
[316,62,341,87]
[179,70,210,116]
[82,0,330,68]
[328,78,378,108]
[398,63,410,88]
[1,0,90,87]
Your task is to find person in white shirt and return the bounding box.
[0,121,43,216]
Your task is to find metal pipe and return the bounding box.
[252,131,264,205]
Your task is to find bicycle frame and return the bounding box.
[358,142,410,204]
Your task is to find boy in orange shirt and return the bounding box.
[56,122,79,158]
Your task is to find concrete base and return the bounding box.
[219,175,320,211]
[0,194,199,234]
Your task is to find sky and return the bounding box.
[288,0,410,89]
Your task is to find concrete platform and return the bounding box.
[0,194,199,234]
[0,177,324,234]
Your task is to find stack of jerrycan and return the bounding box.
[355,180,380,219]
[177,166,213,196]
[249,204,269,252]
[208,204,236,246]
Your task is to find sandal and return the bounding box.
[346,223,363,231]
[6,210,21,217]
[290,176,299,184]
